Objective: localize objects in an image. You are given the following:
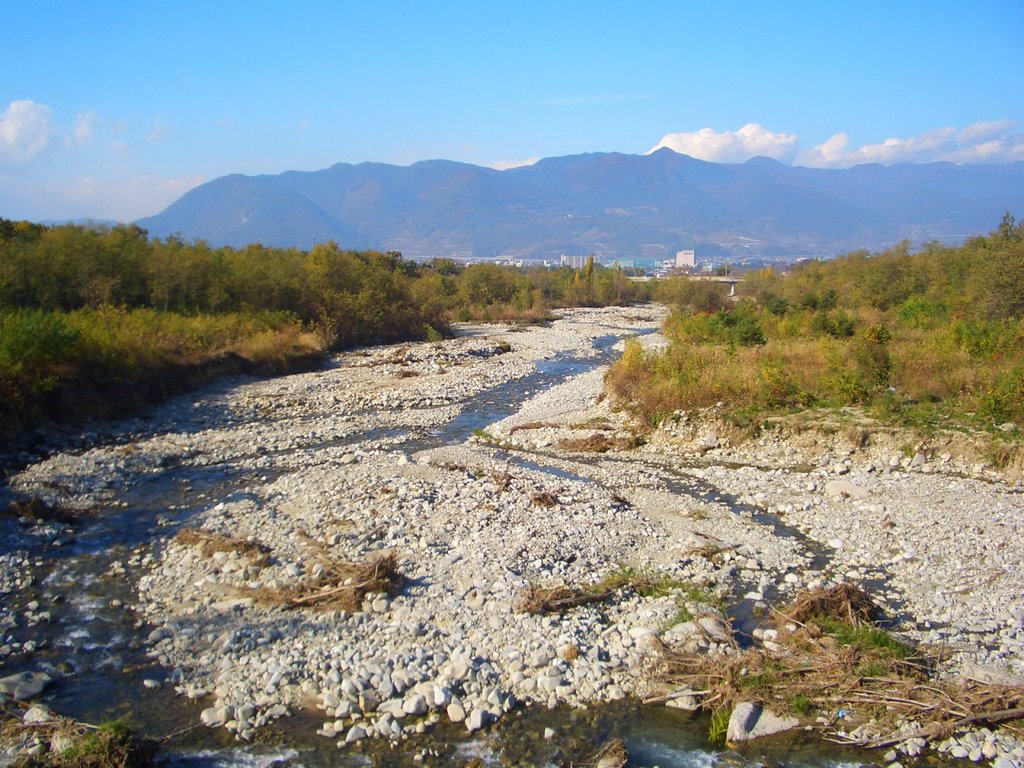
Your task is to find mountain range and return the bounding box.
[136,149,1024,262]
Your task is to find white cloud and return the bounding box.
[654,120,1024,168]
[492,156,540,171]
[649,123,799,163]
[74,110,96,144]
[145,116,170,143]
[798,121,1024,167]
[0,99,53,167]
[957,119,1016,145]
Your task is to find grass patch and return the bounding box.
[1,716,158,768]
[708,707,731,745]
[788,692,813,715]
[470,428,500,445]
[592,566,685,598]
[812,617,914,659]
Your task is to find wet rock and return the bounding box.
[200,706,229,727]
[402,694,428,716]
[345,724,367,743]
[465,708,490,733]
[22,704,54,724]
[0,671,52,701]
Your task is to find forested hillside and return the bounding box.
[609,215,1024,436]
[0,221,648,440]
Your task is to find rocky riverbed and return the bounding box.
[2,305,1023,766]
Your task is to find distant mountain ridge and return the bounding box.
[136,149,1024,261]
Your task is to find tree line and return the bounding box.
[0,222,651,439]
[608,214,1024,434]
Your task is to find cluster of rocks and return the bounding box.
[136,440,741,744]
[645,432,1024,680]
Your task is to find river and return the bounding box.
[2,308,891,767]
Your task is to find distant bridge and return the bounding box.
[627,273,741,296]
[691,275,740,296]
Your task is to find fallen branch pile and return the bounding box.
[514,569,677,615]
[249,533,404,612]
[555,434,640,453]
[785,582,880,627]
[514,585,615,614]
[655,584,1024,749]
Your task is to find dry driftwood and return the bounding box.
[656,582,1024,751]
[530,491,559,508]
[514,585,615,614]
[838,706,1024,749]
[174,528,271,566]
[1,496,82,524]
[555,434,639,453]
[587,737,629,768]
[249,536,404,612]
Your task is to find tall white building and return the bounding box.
[675,249,696,268]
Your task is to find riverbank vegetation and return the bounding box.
[608,216,1024,442]
[0,221,649,440]
[0,713,157,768]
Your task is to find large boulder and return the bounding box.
[0,671,52,701]
[726,701,799,743]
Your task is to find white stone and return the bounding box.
[465,708,490,733]
[726,702,799,743]
[446,700,466,723]
[403,694,428,716]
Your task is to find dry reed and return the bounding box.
[174,528,271,567]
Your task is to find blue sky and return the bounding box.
[2,0,1022,221]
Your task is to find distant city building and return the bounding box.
[675,249,696,268]
[608,259,634,270]
[560,254,590,269]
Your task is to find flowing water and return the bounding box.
[0,335,886,767]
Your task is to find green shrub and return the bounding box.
[0,310,79,405]
[977,364,1024,424]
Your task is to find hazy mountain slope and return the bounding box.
[140,174,359,249]
[137,151,1024,259]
